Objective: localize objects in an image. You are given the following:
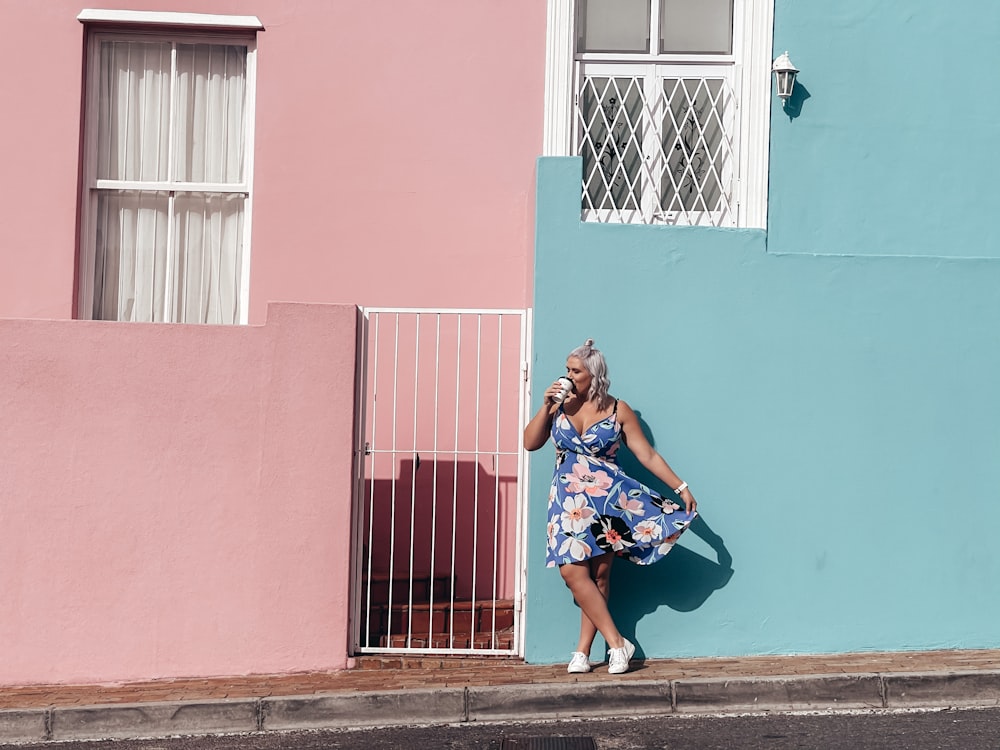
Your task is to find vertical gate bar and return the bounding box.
[350,308,370,654]
[513,309,530,655]
[386,313,400,645]
[363,312,381,649]
[490,314,504,646]
[427,314,442,641]
[448,314,462,648]
[469,314,482,647]
[406,313,421,645]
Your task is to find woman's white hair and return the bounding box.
[568,338,612,411]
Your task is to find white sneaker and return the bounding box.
[567,651,592,673]
[607,638,636,674]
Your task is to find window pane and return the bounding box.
[93,191,170,321]
[660,0,733,53]
[578,0,650,53]
[578,76,644,212]
[173,44,248,184]
[659,78,733,218]
[96,41,171,181]
[172,193,246,324]
[84,30,254,323]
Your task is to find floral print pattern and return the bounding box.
[545,402,697,568]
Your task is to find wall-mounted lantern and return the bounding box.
[772,51,799,105]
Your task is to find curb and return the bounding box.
[3,670,1000,744]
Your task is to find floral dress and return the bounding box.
[545,401,697,567]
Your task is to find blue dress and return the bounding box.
[545,401,697,567]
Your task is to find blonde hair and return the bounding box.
[567,338,612,411]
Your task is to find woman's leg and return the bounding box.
[574,553,614,654]
[560,553,625,650]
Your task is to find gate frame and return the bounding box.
[348,307,533,658]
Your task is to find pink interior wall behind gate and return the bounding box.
[360,313,525,607]
[0,0,545,320]
[0,303,358,685]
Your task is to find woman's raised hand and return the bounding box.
[543,379,564,405]
[524,380,565,450]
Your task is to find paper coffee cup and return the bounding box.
[554,377,573,402]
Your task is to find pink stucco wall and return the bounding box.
[0,0,544,685]
[0,303,359,685]
[0,0,545,321]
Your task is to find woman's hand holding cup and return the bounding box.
[544,377,573,409]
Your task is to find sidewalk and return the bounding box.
[2,649,999,744]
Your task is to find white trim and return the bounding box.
[735,0,774,229]
[362,306,529,315]
[95,180,249,192]
[512,307,531,658]
[577,52,736,64]
[542,0,575,155]
[77,9,263,29]
[348,309,371,657]
[545,0,774,229]
[240,42,258,326]
[77,29,100,320]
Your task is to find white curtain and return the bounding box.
[92,39,248,324]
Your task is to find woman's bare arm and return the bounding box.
[523,380,564,451]
[616,400,698,514]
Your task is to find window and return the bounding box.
[77,12,260,323]
[543,0,773,228]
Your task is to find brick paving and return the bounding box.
[2,649,998,711]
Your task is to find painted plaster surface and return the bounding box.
[525,0,1000,664]
[769,1,1000,257]
[0,303,358,685]
[0,0,544,321]
[529,156,1000,663]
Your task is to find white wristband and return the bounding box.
[674,482,688,495]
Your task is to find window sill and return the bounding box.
[77,9,263,30]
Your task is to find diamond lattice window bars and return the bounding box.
[576,67,737,226]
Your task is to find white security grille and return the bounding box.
[351,308,530,656]
[576,65,737,226]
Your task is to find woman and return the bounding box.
[523,339,698,675]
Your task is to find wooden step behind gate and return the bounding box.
[350,308,530,656]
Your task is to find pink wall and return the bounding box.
[0,0,545,321]
[0,303,359,685]
[0,0,544,684]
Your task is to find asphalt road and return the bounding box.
[11,707,1000,750]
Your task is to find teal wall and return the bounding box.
[526,1,1000,663]
[771,1,1000,258]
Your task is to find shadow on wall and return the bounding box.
[608,410,735,648]
[782,81,811,120]
[361,458,518,604]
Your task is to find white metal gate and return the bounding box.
[351,308,530,656]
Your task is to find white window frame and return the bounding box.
[76,10,261,323]
[543,0,773,229]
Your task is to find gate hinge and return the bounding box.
[522,360,530,382]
